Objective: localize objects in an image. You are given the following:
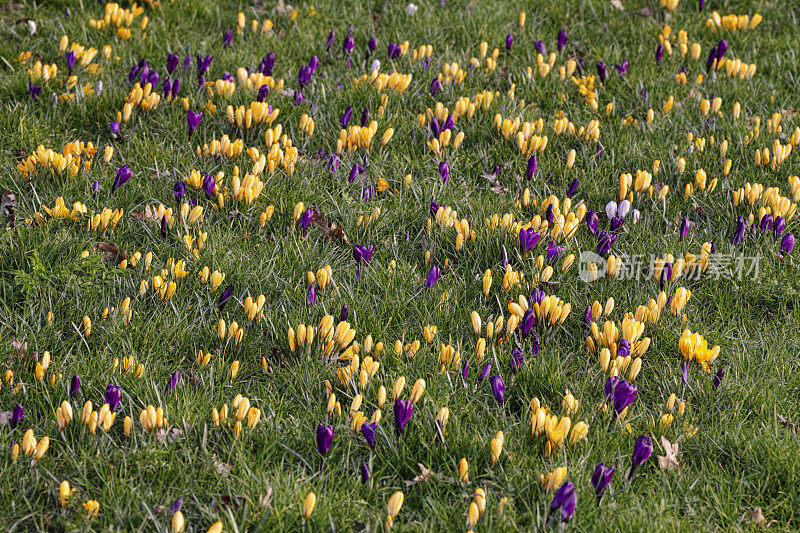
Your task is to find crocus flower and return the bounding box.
[182,54,191,71]
[112,166,132,192]
[105,384,122,412]
[586,210,599,235]
[299,207,313,236]
[186,110,202,136]
[490,375,505,404]
[343,34,355,54]
[361,107,370,127]
[534,41,546,56]
[681,361,689,387]
[340,105,353,128]
[340,304,348,322]
[387,42,401,59]
[11,404,23,427]
[461,359,469,380]
[367,37,377,54]
[28,81,42,100]
[547,240,565,263]
[202,174,216,198]
[425,264,440,288]
[165,371,179,394]
[566,178,579,198]
[611,379,637,414]
[326,29,335,50]
[655,44,664,66]
[505,34,513,51]
[518,228,540,254]
[679,217,691,240]
[297,65,312,87]
[393,398,414,435]
[162,78,172,98]
[716,39,728,62]
[614,60,630,77]
[773,216,785,237]
[361,422,376,449]
[171,78,181,99]
[148,70,159,87]
[557,30,568,52]
[160,215,168,239]
[329,154,340,173]
[706,44,719,71]
[510,348,524,372]
[218,283,234,310]
[316,424,333,456]
[616,339,631,359]
[521,309,536,339]
[596,61,607,83]
[173,181,186,202]
[713,367,725,389]
[307,284,317,306]
[760,213,773,234]
[547,481,575,522]
[353,244,374,279]
[169,498,183,513]
[526,154,537,178]
[361,461,371,483]
[659,262,673,289]
[628,434,653,480]
[166,54,179,74]
[430,77,440,96]
[66,50,76,73]
[782,233,795,254]
[732,216,746,245]
[438,161,450,182]
[70,375,81,398]
[596,232,615,256]
[223,29,233,48]
[470,362,489,384]
[591,462,614,503]
[256,84,269,102]
[196,54,212,76]
[293,90,304,106]
[91,180,100,198]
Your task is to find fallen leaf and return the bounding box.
[210,454,232,476]
[405,463,434,486]
[258,487,273,508]
[130,204,159,223]
[310,207,349,244]
[610,0,624,10]
[1,191,16,227]
[97,242,127,265]
[11,337,27,356]
[778,414,797,432]
[657,436,680,471]
[0,411,12,427]
[749,507,766,526]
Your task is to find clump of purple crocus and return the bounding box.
[547,481,576,523]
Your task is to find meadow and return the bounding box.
[1,0,800,530]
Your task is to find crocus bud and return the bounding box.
[505,34,513,51]
[316,424,333,456]
[557,30,568,52]
[628,434,653,480]
[70,374,81,398]
[490,375,505,404]
[591,462,614,503]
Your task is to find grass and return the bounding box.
[1,0,800,530]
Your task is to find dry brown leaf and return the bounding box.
[405,463,434,486]
[97,242,127,265]
[0,411,12,427]
[657,436,680,471]
[1,191,16,227]
[11,337,27,356]
[258,487,273,508]
[778,414,797,432]
[310,207,349,244]
[610,0,624,10]
[749,507,766,526]
[210,454,232,476]
[130,204,159,223]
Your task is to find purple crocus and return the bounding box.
[393,398,414,436]
[218,283,234,310]
[505,34,513,51]
[519,228,540,254]
[92,179,100,198]
[316,424,333,456]
[299,207,313,236]
[596,232,615,256]
[297,65,312,87]
[521,309,536,338]
[425,264,440,288]
[430,77,440,96]
[186,110,202,136]
[438,161,450,182]
[773,216,785,237]
[171,78,181,99]
[202,174,216,198]
[732,216,746,245]
[329,154,340,173]
[681,360,689,387]
[360,107,370,127]
[174,181,186,202]
[66,50,76,73]
[223,29,233,48]
[479,361,492,381]
[547,240,565,264]
[617,339,631,359]
[109,121,120,136]
[490,375,505,404]
[716,39,728,63]
[196,54,212,76]
[526,154,537,178]
[679,217,691,240]
[112,165,133,192]
[611,379,637,415]
[257,84,269,102]
[782,233,795,254]
[293,90,304,106]
[614,60,630,77]
[655,45,665,66]
[340,105,353,128]
[11,404,23,427]
[713,367,725,389]
[547,481,576,522]
[361,422,376,449]
[162,78,172,98]
[70,374,81,398]
[557,30,568,52]
[165,371,179,394]
[326,30,335,51]
[586,210,599,235]
[105,384,122,411]
[591,462,614,503]
[169,498,183,513]
[307,284,317,306]
[596,61,607,83]
[160,215,168,239]
[387,42,401,59]
[28,82,42,100]
[340,304,348,322]
[166,53,179,74]
[461,359,469,380]
[343,34,355,54]
[510,348,524,372]
[566,178,579,198]
[534,41,546,56]
[353,244,374,279]
[628,434,653,480]
[361,461,371,483]
[367,37,377,54]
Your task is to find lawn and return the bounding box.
[1,0,800,530]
